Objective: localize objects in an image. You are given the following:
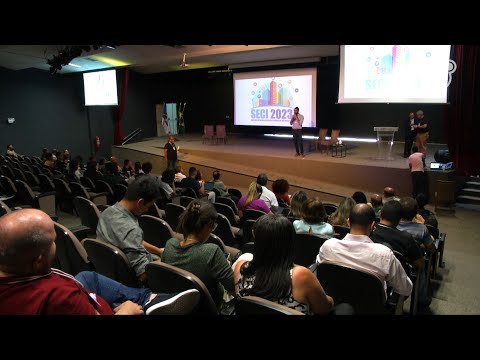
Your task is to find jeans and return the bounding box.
[167,159,177,171]
[75,271,152,309]
[292,129,304,155]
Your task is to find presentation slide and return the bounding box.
[83,69,118,106]
[234,68,317,127]
[338,45,451,103]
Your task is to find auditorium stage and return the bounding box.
[112,134,447,203]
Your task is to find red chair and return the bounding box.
[215,124,227,144]
[202,125,216,144]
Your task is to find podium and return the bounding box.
[374,127,398,160]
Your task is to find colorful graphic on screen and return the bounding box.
[234,68,316,127]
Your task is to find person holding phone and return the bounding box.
[290,107,304,158]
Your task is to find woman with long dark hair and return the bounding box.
[233,214,334,315]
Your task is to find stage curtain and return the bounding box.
[114,68,129,145]
[446,45,480,176]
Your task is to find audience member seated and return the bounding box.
[66,159,82,183]
[122,159,134,178]
[174,165,186,183]
[397,197,436,254]
[371,200,424,269]
[6,144,19,158]
[383,187,400,204]
[195,170,205,188]
[371,200,429,307]
[352,191,367,204]
[368,193,383,217]
[62,149,70,165]
[43,152,55,169]
[180,167,215,202]
[41,148,48,160]
[288,190,308,218]
[134,161,144,177]
[98,157,107,174]
[293,198,334,237]
[103,162,128,189]
[110,156,122,172]
[256,173,279,210]
[237,182,272,218]
[0,209,198,315]
[328,197,356,227]
[272,178,291,206]
[317,204,413,297]
[416,193,439,228]
[158,169,176,200]
[161,201,234,308]
[84,160,103,183]
[51,149,58,161]
[212,170,239,205]
[234,214,334,315]
[97,176,164,285]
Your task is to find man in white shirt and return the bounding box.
[316,203,412,297]
[256,173,279,210]
[290,106,305,158]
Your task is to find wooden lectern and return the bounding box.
[374,127,399,160]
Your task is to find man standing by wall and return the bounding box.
[290,106,304,158]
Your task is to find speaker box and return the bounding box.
[434,149,451,163]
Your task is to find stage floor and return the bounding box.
[113,134,446,201]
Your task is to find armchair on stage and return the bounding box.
[202,125,228,145]
[374,127,399,160]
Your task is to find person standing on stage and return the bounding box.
[403,112,416,158]
[164,136,179,171]
[413,110,428,159]
[290,106,304,158]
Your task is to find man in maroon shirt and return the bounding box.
[0,209,199,315]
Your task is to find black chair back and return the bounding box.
[212,213,237,248]
[228,188,242,199]
[139,215,175,248]
[294,232,329,267]
[0,200,11,216]
[323,203,338,216]
[216,196,238,215]
[165,203,186,232]
[73,196,101,233]
[82,238,140,288]
[214,202,238,226]
[316,263,388,314]
[333,225,349,239]
[181,187,197,198]
[242,208,266,221]
[53,222,93,276]
[180,195,196,208]
[114,183,128,202]
[145,262,217,315]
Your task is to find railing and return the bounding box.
[122,128,143,145]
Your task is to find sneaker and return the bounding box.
[144,289,200,315]
[294,153,300,157]
[301,154,305,158]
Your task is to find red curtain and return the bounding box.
[446,45,480,176]
[114,68,129,145]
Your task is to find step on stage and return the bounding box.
[113,133,449,203]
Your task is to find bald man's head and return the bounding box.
[347,204,376,235]
[0,209,56,275]
[371,194,383,207]
[383,187,395,197]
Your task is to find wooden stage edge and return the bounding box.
[112,134,453,204]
